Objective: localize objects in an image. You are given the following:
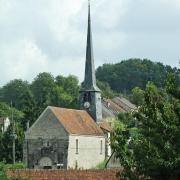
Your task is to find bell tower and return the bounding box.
[79,0,102,122]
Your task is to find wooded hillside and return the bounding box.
[96,59,180,93]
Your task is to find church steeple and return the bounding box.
[79,0,102,123]
[83,0,100,91]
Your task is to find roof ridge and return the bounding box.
[49,106,87,112]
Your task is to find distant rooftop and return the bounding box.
[102,97,136,119]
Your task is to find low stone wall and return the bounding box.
[6,169,121,180]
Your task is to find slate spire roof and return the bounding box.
[82,0,100,91]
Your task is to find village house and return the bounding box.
[24,107,105,169]
[0,117,10,133]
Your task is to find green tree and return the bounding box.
[55,75,79,108]
[56,75,79,98]
[0,102,23,119]
[129,87,145,106]
[50,85,75,108]
[0,103,24,163]
[96,59,180,93]
[111,77,180,179]
[19,89,36,129]
[97,80,115,98]
[0,123,24,163]
[0,79,30,109]
[31,72,55,113]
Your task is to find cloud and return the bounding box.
[0,0,179,86]
[0,39,49,84]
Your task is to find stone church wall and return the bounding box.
[25,107,68,139]
[24,107,69,169]
[67,135,105,169]
[24,138,69,169]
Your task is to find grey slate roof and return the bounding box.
[102,97,136,119]
[81,1,100,92]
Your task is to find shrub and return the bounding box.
[0,162,26,180]
[96,160,108,169]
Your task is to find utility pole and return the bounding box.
[11,101,16,164]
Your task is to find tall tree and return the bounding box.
[19,89,36,129]
[0,123,24,163]
[0,102,24,163]
[0,102,23,119]
[0,79,30,109]
[111,75,180,179]
[31,72,55,113]
[55,75,79,108]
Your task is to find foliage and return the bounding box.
[0,162,25,180]
[96,159,108,169]
[0,102,24,163]
[31,73,79,113]
[96,59,180,93]
[53,75,80,108]
[18,89,36,129]
[97,80,116,98]
[0,72,80,163]
[0,80,30,109]
[111,75,180,180]
[118,112,136,128]
[0,123,24,163]
[129,87,145,106]
[31,72,55,112]
[0,102,24,120]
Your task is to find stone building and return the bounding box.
[24,1,110,169]
[24,107,105,169]
[23,1,136,169]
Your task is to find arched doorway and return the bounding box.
[39,157,53,169]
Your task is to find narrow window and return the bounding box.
[100,140,103,154]
[83,92,91,102]
[76,139,79,154]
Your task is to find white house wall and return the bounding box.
[4,118,10,132]
[67,135,105,169]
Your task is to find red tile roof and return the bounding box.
[50,107,104,136]
[99,122,112,132]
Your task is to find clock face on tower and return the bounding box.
[84,101,90,109]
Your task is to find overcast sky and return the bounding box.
[0,0,180,86]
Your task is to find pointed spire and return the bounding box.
[83,0,100,91]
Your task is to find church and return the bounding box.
[23,1,111,169]
[23,1,136,169]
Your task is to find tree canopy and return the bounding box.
[96,59,180,93]
[111,74,180,179]
[0,73,80,163]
